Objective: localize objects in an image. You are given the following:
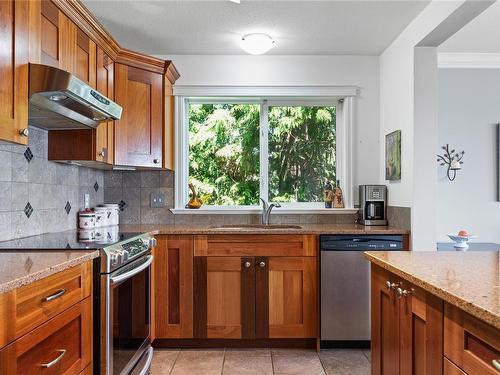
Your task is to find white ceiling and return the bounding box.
[440,1,500,53]
[82,0,430,55]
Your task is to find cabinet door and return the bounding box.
[0,0,29,145]
[371,264,400,375]
[259,257,316,339]
[193,257,255,339]
[399,286,443,375]
[40,0,76,72]
[154,236,193,339]
[74,28,96,87]
[95,47,114,164]
[114,64,163,168]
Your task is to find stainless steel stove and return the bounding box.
[95,233,156,375]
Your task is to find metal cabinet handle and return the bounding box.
[19,128,29,137]
[98,149,106,157]
[40,349,66,368]
[385,281,397,291]
[42,289,66,302]
[395,287,411,299]
[258,261,266,268]
[153,159,160,164]
[492,359,500,371]
[243,261,251,268]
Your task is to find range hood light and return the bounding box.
[49,94,68,102]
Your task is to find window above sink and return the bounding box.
[173,85,357,213]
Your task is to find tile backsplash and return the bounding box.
[0,127,103,241]
[103,170,358,226]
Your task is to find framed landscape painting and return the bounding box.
[386,130,401,181]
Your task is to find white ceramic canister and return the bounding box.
[78,228,96,241]
[79,211,96,229]
[94,207,109,227]
[103,204,120,226]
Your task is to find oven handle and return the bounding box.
[138,347,154,375]
[110,255,153,284]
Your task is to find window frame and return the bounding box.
[173,86,357,213]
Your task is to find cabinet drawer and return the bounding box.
[194,235,316,257]
[445,358,467,375]
[0,297,92,374]
[0,262,92,348]
[444,303,500,375]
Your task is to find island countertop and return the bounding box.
[364,251,500,330]
[0,250,99,293]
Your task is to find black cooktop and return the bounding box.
[0,230,145,250]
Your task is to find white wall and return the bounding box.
[437,68,500,242]
[159,55,380,205]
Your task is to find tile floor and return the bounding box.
[151,348,371,375]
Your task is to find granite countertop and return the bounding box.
[119,223,410,235]
[0,250,99,293]
[364,251,500,329]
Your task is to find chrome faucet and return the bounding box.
[260,198,281,225]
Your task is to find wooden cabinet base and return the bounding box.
[153,338,316,349]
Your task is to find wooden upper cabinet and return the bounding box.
[95,47,114,164]
[39,0,76,72]
[114,63,163,168]
[0,0,30,145]
[75,28,96,87]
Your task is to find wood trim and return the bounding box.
[51,0,120,60]
[444,358,467,375]
[255,257,269,339]
[50,0,179,78]
[241,257,256,339]
[153,338,317,349]
[193,257,207,339]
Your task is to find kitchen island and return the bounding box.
[365,250,500,375]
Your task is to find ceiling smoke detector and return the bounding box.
[240,33,275,55]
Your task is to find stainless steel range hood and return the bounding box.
[28,63,122,130]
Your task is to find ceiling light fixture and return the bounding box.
[240,33,275,55]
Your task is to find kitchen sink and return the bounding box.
[208,224,302,231]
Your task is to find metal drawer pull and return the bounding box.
[492,359,500,371]
[42,289,66,302]
[40,349,66,368]
[258,261,266,268]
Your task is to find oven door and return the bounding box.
[102,254,153,375]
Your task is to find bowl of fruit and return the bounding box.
[448,230,477,250]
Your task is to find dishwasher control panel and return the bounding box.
[320,235,404,251]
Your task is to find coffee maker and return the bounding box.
[359,185,388,226]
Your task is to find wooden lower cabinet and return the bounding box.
[371,264,443,375]
[193,255,317,340]
[153,235,194,339]
[444,303,500,375]
[154,235,318,343]
[0,297,92,374]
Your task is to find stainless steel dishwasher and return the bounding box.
[320,235,403,348]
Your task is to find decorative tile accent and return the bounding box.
[24,202,33,218]
[24,257,33,272]
[23,147,33,163]
[94,181,99,192]
[64,201,71,215]
[118,200,127,211]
